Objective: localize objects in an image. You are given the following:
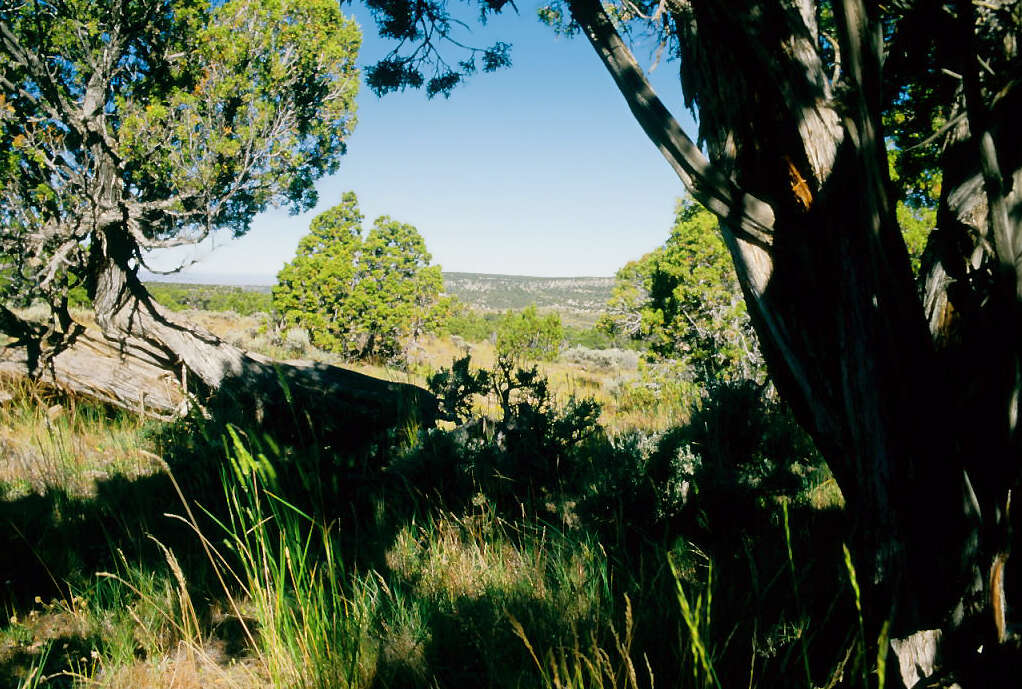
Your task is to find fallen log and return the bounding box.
[0,325,185,418]
[0,305,437,435]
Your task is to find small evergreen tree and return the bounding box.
[601,198,763,385]
[273,192,442,361]
[352,216,444,359]
[495,306,563,363]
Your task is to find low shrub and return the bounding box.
[559,345,639,371]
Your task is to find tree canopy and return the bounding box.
[0,0,421,429]
[0,0,359,321]
[495,305,563,363]
[273,191,444,362]
[360,0,513,97]
[601,198,763,385]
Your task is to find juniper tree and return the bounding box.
[0,0,431,422]
[495,305,563,364]
[360,0,1022,681]
[274,192,443,362]
[602,198,764,385]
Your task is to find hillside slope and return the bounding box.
[442,272,612,314]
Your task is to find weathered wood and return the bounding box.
[890,629,943,689]
[0,325,185,418]
[0,305,437,432]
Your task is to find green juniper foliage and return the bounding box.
[0,0,360,313]
[436,302,502,342]
[273,192,444,362]
[600,198,763,385]
[495,305,564,363]
[361,0,514,97]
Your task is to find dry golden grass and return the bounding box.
[405,336,666,431]
[0,379,161,500]
[93,644,265,689]
[386,514,548,604]
[802,477,845,511]
[0,585,264,689]
[41,305,669,431]
[182,307,664,431]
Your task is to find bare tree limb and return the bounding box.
[957,0,1017,286]
[566,0,776,248]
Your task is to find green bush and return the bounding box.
[495,305,563,363]
[562,324,639,350]
[273,191,443,362]
[420,354,602,510]
[146,283,272,315]
[436,304,502,342]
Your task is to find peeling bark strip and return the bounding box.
[0,327,186,419]
[569,0,1022,684]
[890,629,942,689]
[0,303,437,432]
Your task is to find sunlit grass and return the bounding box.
[0,378,161,500]
[512,595,652,689]
[60,302,678,432]
[165,304,670,432]
[209,444,380,689]
[0,308,853,689]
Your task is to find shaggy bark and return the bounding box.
[569,0,1021,683]
[919,80,1022,667]
[1,234,437,433]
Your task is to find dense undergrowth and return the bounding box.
[0,353,868,689]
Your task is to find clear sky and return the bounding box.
[147,3,698,280]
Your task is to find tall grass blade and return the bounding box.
[842,543,867,688]
[668,552,721,689]
[877,619,890,689]
[782,501,812,688]
[16,640,52,689]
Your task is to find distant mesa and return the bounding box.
[442,272,613,314]
[140,270,615,315]
[139,270,277,287]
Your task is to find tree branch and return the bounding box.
[833,0,894,233]
[565,0,775,248]
[956,0,1017,288]
[0,19,82,130]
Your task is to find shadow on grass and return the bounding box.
[0,376,428,685]
[0,377,864,689]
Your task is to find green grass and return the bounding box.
[0,379,160,500]
[0,344,855,689]
[210,445,378,689]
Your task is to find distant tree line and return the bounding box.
[147,285,273,317]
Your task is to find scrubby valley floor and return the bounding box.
[1,300,857,689]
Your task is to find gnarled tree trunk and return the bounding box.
[2,223,436,436]
[568,0,1021,684]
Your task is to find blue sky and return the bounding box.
[148,3,697,280]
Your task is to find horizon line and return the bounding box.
[139,269,615,286]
